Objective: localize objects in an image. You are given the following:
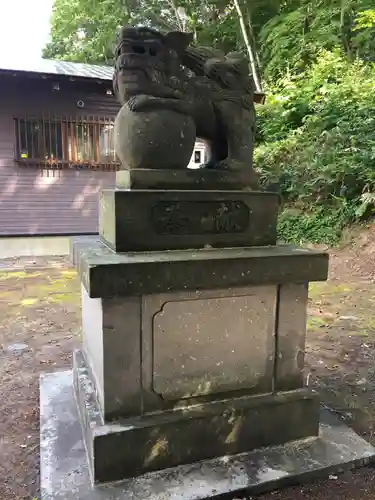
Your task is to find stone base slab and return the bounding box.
[99,189,278,252]
[115,168,260,191]
[74,350,320,483]
[41,370,375,500]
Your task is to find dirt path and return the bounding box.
[1,227,375,500]
[327,223,375,283]
[0,263,80,499]
[260,280,375,500]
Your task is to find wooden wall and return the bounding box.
[0,74,119,236]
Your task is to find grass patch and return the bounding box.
[348,331,369,337]
[309,282,355,300]
[60,270,77,279]
[307,315,329,329]
[0,268,80,313]
[362,318,375,330]
[20,298,39,307]
[0,271,42,280]
[47,293,80,304]
[26,279,79,298]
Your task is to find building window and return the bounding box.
[14,117,119,169]
[194,150,202,164]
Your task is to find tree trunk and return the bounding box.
[167,0,185,31]
[233,0,262,91]
[340,0,354,61]
[245,4,262,78]
[124,0,133,19]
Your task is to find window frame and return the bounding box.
[14,115,120,170]
[194,150,202,164]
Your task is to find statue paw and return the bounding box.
[125,95,189,115]
[126,95,151,112]
[126,96,140,111]
[215,159,245,171]
[200,160,217,169]
[201,159,247,171]
[215,159,259,187]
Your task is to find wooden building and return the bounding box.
[0,58,262,237]
[0,59,121,236]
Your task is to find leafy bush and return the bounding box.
[277,203,357,245]
[255,50,375,244]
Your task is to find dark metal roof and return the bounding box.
[0,57,266,102]
[0,58,114,81]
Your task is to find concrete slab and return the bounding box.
[0,236,71,259]
[0,234,98,260]
[40,371,375,500]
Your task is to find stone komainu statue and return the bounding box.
[113,25,257,178]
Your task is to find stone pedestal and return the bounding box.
[40,170,375,499]
[99,189,278,251]
[74,348,319,483]
[72,237,328,482]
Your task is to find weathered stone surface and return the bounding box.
[80,285,274,419]
[73,351,319,483]
[114,105,196,170]
[73,239,329,298]
[69,235,98,266]
[99,189,278,252]
[275,283,309,391]
[146,286,276,400]
[40,370,375,500]
[81,286,142,419]
[113,26,257,175]
[116,168,260,190]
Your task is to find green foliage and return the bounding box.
[255,50,375,244]
[277,204,357,245]
[259,0,375,80]
[43,0,241,64]
[43,0,127,63]
[354,8,375,29]
[44,0,375,72]
[352,8,375,60]
[44,0,375,245]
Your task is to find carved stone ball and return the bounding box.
[114,104,196,170]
